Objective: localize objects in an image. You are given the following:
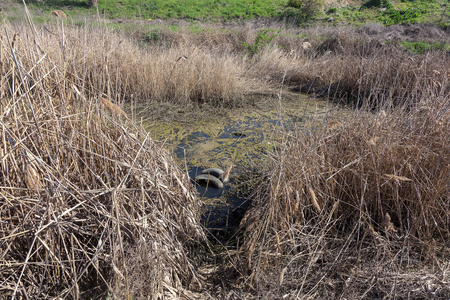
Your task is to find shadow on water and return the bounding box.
[188,166,249,239]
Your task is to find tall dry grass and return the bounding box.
[8,22,447,110]
[254,29,449,107]
[1,15,449,298]
[27,23,243,106]
[238,95,450,297]
[0,24,205,299]
[117,23,450,298]
[150,25,449,107]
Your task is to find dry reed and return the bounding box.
[238,95,450,297]
[29,23,243,106]
[259,30,449,107]
[2,15,449,298]
[0,23,205,299]
[10,22,447,110]
[155,24,449,107]
[52,10,67,18]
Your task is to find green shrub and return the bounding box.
[142,31,160,43]
[379,0,393,8]
[287,0,324,20]
[383,7,425,25]
[242,29,281,57]
[328,7,338,14]
[362,0,393,9]
[287,0,303,9]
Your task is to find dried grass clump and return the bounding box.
[32,23,243,106]
[20,23,447,109]
[51,10,67,18]
[239,96,450,297]
[0,26,205,299]
[252,29,450,106]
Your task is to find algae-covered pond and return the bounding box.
[139,93,343,236]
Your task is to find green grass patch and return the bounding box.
[324,0,449,27]
[324,5,379,26]
[381,0,446,25]
[400,40,450,54]
[96,0,287,20]
[5,0,287,21]
[1,0,449,28]
[382,7,426,25]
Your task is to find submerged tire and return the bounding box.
[194,174,224,189]
[201,168,224,178]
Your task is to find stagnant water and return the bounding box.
[141,94,342,238]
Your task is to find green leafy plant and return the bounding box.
[142,30,160,43]
[287,0,303,9]
[383,7,426,25]
[328,7,338,14]
[242,28,281,57]
[362,0,393,9]
[381,0,393,8]
[400,41,450,54]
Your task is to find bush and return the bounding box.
[287,0,324,20]
[328,7,338,14]
[362,0,393,9]
[242,29,281,57]
[378,0,393,8]
[383,7,426,25]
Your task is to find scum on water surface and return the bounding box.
[137,93,344,235]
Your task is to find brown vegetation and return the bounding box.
[238,95,450,298]
[1,17,449,299]
[13,22,448,109]
[52,10,67,18]
[255,29,449,107]
[30,23,243,106]
[0,25,205,299]
[139,24,449,107]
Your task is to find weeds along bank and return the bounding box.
[140,24,449,106]
[6,22,448,108]
[238,97,449,297]
[18,23,244,106]
[0,25,206,299]
[250,27,449,106]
